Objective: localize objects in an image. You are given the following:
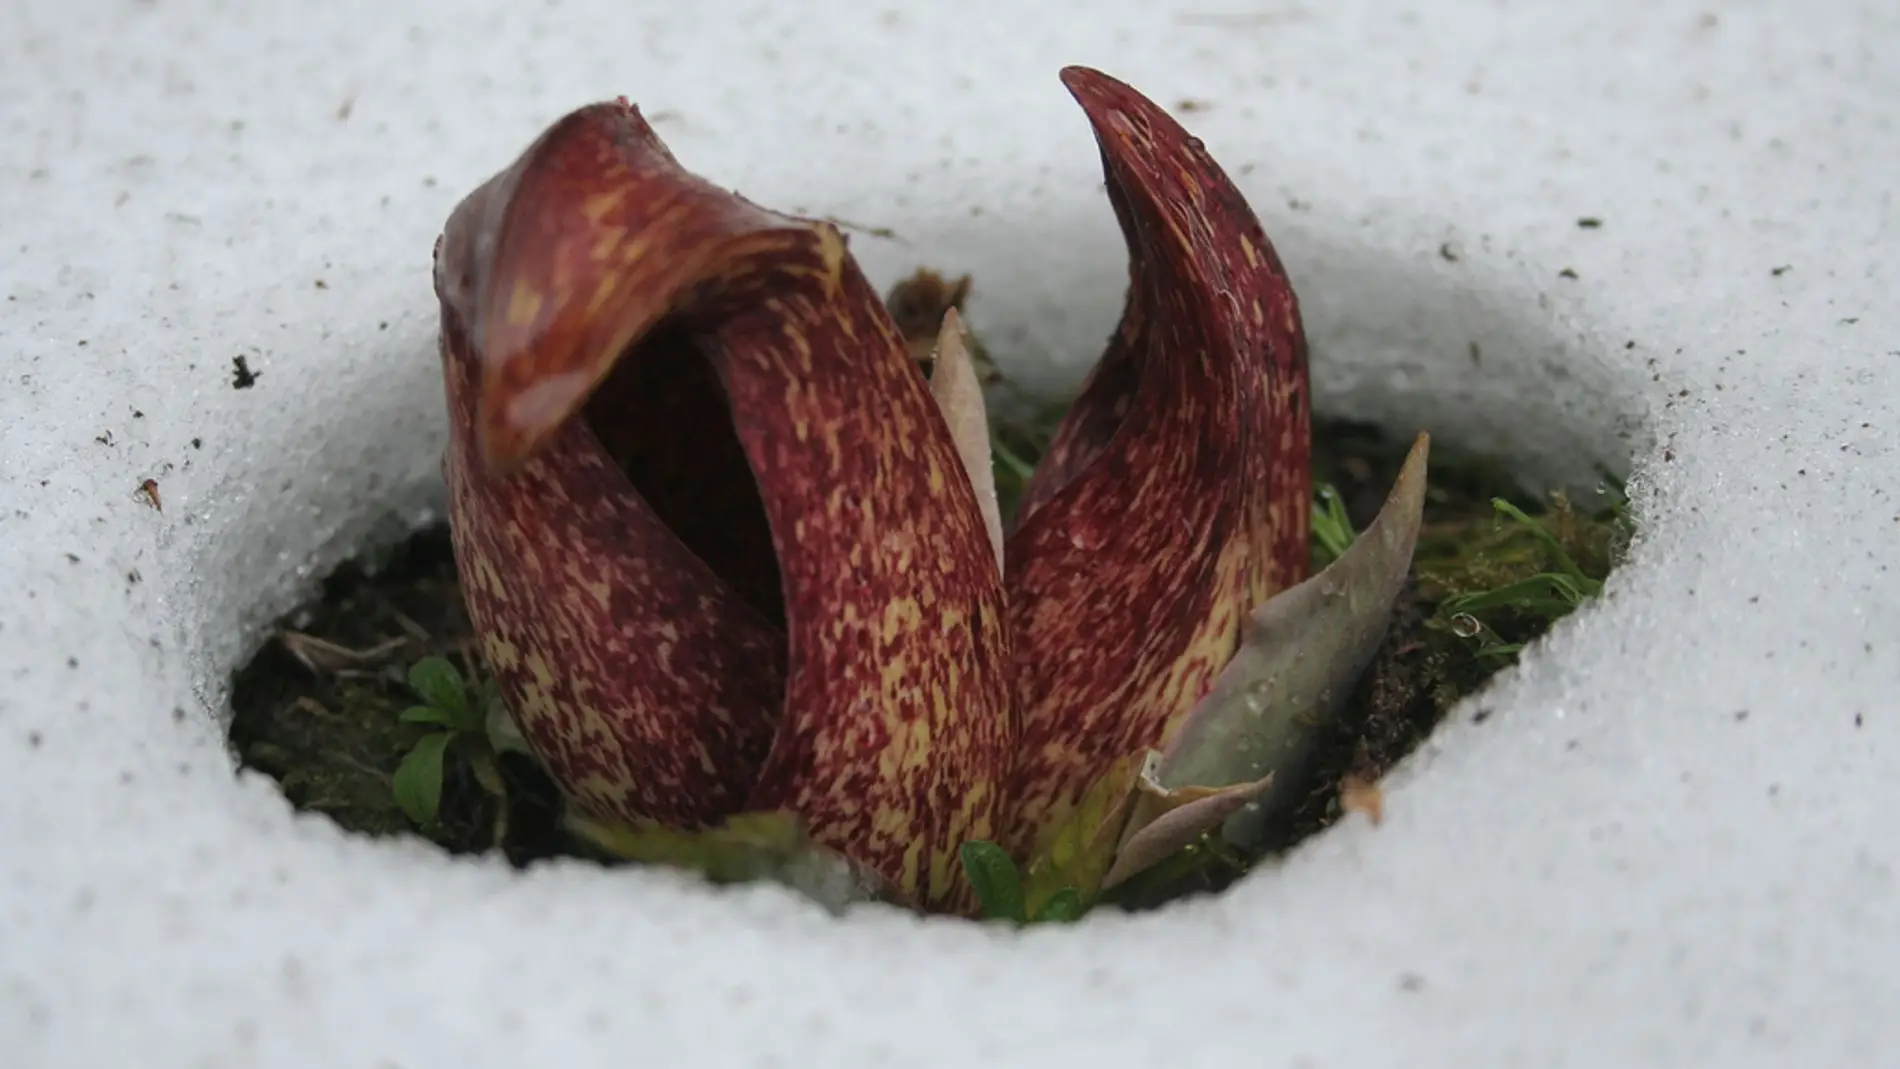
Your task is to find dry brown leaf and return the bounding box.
[276,631,409,674]
[887,269,972,366]
[1339,775,1384,826]
[927,309,1004,572]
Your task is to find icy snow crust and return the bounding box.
[3,0,1896,1065]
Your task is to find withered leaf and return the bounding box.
[1101,753,1274,889]
[928,309,1004,571]
[277,631,408,674]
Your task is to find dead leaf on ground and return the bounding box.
[887,268,972,366]
[289,696,334,720]
[1339,775,1384,825]
[277,631,409,674]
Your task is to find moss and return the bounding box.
[1107,420,1626,910]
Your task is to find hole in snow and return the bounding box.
[227,241,1644,919]
[220,156,1651,922]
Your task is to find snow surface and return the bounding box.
[3,0,1896,1065]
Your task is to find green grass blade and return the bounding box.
[990,436,1037,481]
[398,704,466,728]
[1440,575,1588,617]
[1491,498,1602,592]
[1310,483,1355,564]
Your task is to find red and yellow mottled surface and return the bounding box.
[432,68,1310,913]
[435,103,1013,912]
[1002,68,1311,856]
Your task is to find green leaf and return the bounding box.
[1020,750,1146,916]
[476,679,503,717]
[959,840,1026,922]
[392,731,453,825]
[483,692,533,756]
[1156,433,1431,853]
[1029,888,1086,923]
[574,811,805,875]
[398,704,467,728]
[468,748,508,800]
[406,656,468,716]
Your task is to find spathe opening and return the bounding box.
[582,321,786,630]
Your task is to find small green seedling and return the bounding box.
[959,840,1088,924]
[392,656,509,834]
[1310,482,1356,566]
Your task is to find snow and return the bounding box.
[3,0,1896,1065]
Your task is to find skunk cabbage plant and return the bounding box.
[432,66,1425,916]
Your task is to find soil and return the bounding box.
[229,534,567,867]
